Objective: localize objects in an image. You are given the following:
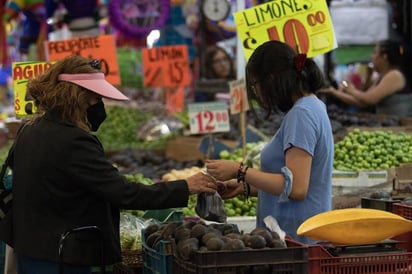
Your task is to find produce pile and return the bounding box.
[143,220,286,259]
[96,105,172,151]
[334,128,412,171]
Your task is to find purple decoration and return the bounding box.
[108,0,170,38]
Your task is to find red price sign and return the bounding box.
[188,102,230,134]
[234,0,336,59]
[229,79,249,114]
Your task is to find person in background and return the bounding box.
[195,45,236,101]
[320,39,412,117]
[0,55,217,274]
[203,45,236,80]
[206,40,334,244]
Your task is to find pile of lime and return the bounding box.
[334,128,412,171]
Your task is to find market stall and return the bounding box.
[1,0,412,274]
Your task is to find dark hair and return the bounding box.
[246,40,325,116]
[377,39,404,68]
[203,45,236,79]
[27,55,100,131]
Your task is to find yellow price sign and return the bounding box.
[234,0,337,60]
[12,61,55,117]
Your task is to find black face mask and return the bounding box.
[87,101,107,132]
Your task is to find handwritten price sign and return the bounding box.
[142,45,190,88]
[234,0,337,59]
[229,79,249,114]
[188,102,230,134]
[46,35,120,85]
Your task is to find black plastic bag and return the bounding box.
[195,192,227,223]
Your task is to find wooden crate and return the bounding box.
[165,136,237,161]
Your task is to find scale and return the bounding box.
[318,239,407,257]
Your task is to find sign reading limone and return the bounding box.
[234,0,337,60]
[12,61,54,117]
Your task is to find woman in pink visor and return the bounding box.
[0,55,217,274]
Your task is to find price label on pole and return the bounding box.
[188,102,230,134]
[229,79,249,114]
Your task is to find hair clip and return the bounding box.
[89,59,101,70]
[294,53,307,72]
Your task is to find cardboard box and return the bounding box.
[332,195,361,209]
[332,168,395,196]
[391,164,412,198]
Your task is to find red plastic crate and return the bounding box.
[393,202,412,220]
[308,244,412,274]
[392,202,412,252]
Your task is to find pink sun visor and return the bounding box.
[58,73,129,101]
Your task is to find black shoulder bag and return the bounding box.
[0,143,14,220]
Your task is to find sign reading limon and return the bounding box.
[142,44,190,88]
[234,0,337,59]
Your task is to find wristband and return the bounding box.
[278,166,293,203]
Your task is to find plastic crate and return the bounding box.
[392,202,412,252]
[361,197,401,212]
[112,263,138,274]
[141,226,176,274]
[141,222,240,274]
[173,239,308,274]
[142,209,183,223]
[308,243,412,274]
[392,202,412,220]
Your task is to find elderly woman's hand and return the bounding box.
[185,172,217,194]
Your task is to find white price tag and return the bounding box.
[188,102,230,134]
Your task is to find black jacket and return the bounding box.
[0,112,189,265]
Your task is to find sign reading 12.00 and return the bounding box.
[234,0,337,59]
[188,102,230,134]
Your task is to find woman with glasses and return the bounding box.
[195,45,236,101]
[203,45,236,80]
[206,40,334,244]
[0,55,217,274]
[320,39,412,117]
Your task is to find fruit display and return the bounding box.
[144,220,286,259]
[334,128,412,171]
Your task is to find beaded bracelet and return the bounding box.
[237,162,248,184]
[243,181,250,200]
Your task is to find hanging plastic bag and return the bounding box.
[195,192,227,223]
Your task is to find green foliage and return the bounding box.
[96,105,171,151]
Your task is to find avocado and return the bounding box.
[246,234,267,249]
[223,238,246,250]
[206,236,225,251]
[190,223,208,240]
